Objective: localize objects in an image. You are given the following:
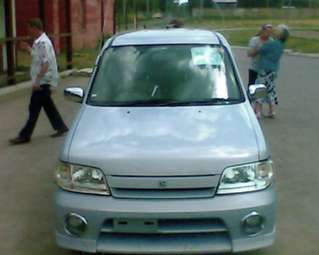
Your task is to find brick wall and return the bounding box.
[71,0,100,49]
[103,0,115,36]
[15,0,115,51]
[15,0,40,37]
[15,0,60,50]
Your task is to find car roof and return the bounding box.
[111,29,221,46]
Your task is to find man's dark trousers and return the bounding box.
[19,84,67,139]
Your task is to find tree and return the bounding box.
[159,0,167,12]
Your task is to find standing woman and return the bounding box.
[254,24,290,118]
[247,24,273,87]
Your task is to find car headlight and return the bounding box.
[55,162,110,195]
[217,160,274,194]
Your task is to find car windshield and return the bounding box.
[88,44,243,106]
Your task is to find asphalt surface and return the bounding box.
[0,48,318,255]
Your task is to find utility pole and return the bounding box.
[101,0,104,35]
[123,0,128,30]
[188,0,193,17]
[39,0,46,29]
[113,0,116,34]
[65,0,72,69]
[146,0,150,17]
[133,0,138,29]
[4,0,15,85]
[200,0,204,18]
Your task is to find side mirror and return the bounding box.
[249,84,267,101]
[64,87,84,103]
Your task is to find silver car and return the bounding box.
[54,29,275,254]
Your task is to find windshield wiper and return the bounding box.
[187,98,242,105]
[89,98,242,107]
[126,99,182,106]
[89,99,181,107]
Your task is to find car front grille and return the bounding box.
[111,187,216,199]
[108,174,220,199]
[97,218,231,253]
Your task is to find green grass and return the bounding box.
[62,47,99,70]
[0,48,100,87]
[221,30,255,47]
[138,12,319,53]
[184,18,319,53]
[16,47,99,72]
[286,36,319,53]
[2,15,319,87]
[219,29,319,53]
[186,17,319,30]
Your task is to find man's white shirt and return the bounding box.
[30,33,59,87]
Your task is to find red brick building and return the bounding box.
[15,0,115,51]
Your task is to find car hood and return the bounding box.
[68,104,262,176]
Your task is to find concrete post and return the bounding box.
[65,0,72,69]
[4,0,15,85]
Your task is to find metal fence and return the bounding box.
[113,0,319,55]
[0,0,115,88]
[0,33,73,86]
[1,0,319,87]
[0,0,73,87]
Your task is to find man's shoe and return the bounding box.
[9,137,30,145]
[51,127,69,138]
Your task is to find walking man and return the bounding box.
[10,18,68,145]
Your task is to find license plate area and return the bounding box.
[113,219,158,233]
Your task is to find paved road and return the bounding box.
[0,49,318,255]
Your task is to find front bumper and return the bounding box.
[54,185,276,254]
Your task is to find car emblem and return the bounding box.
[159,180,167,188]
